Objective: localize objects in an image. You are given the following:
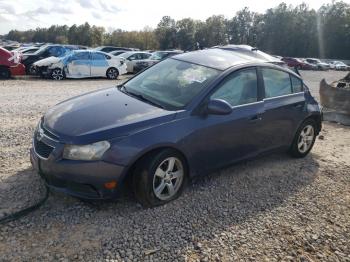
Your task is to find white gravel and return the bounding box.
[0,72,349,261]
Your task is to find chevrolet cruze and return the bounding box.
[30,49,322,207]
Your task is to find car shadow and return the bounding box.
[1,152,319,260]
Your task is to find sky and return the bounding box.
[0,0,339,34]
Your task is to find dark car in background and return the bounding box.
[21,45,79,74]
[109,50,127,56]
[94,46,138,53]
[135,50,183,71]
[30,48,322,207]
[0,47,26,78]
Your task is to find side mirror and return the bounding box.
[207,99,232,115]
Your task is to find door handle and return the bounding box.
[250,115,262,122]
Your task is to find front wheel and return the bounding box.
[0,67,10,79]
[289,119,317,158]
[51,68,65,80]
[132,149,187,207]
[106,67,119,79]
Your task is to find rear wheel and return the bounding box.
[106,67,119,79]
[51,68,65,80]
[0,67,10,79]
[132,149,187,207]
[289,119,317,158]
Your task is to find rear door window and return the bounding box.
[92,52,106,60]
[72,52,90,60]
[262,68,292,98]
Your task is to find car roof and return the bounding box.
[173,48,282,70]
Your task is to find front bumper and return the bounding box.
[30,139,127,200]
[34,66,52,77]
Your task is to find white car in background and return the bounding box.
[329,61,349,71]
[115,51,152,73]
[33,50,127,80]
[305,58,331,70]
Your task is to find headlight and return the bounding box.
[63,141,110,161]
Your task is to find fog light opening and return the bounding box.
[104,180,117,190]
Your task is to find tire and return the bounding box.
[51,68,65,80]
[289,119,317,158]
[29,65,37,75]
[132,149,188,207]
[0,67,10,79]
[106,67,119,79]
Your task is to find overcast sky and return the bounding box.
[0,0,338,34]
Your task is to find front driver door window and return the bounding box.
[211,68,258,106]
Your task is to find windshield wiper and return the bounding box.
[118,85,165,109]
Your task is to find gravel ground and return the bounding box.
[0,71,349,261]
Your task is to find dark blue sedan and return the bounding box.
[30,49,322,207]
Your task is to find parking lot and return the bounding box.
[0,71,349,261]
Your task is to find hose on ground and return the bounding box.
[0,185,50,225]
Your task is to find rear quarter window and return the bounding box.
[290,75,303,93]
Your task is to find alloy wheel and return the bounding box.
[51,69,64,80]
[107,68,118,79]
[152,157,184,201]
[297,125,314,153]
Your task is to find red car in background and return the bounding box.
[0,47,26,79]
[282,57,315,70]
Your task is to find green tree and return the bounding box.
[204,15,228,47]
[155,16,177,49]
[176,18,196,50]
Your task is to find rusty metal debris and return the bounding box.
[320,73,350,125]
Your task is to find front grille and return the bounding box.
[40,122,59,141]
[34,137,54,158]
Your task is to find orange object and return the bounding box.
[104,181,117,189]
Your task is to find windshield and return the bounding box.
[33,45,48,55]
[123,59,220,110]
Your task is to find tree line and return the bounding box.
[5,1,350,59]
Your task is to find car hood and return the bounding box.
[43,87,176,144]
[33,56,61,66]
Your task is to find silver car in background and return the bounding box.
[115,51,152,73]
